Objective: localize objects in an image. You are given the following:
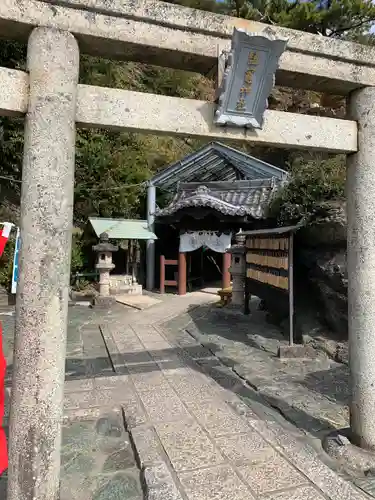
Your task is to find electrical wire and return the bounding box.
[0,174,146,192]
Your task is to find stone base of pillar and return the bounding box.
[231,275,245,307]
[93,296,116,308]
[323,428,375,477]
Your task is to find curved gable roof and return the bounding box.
[150,142,288,191]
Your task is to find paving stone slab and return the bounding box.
[262,485,328,500]
[178,464,255,500]
[121,394,148,428]
[65,378,95,393]
[249,419,369,500]
[214,431,277,465]
[116,294,162,310]
[93,375,129,391]
[60,412,142,500]
[166,375,223,404]
[64,389,115,410]
[92,471,142,500]
[197,362,246,393]
[130,425,163,467]
[129,366,172,393]
[64,406,123,423]
[150,348,185,365]
[154,419,225,472]
[185,398,250,437]
[141,339,174,351]
[144,462,184,500]
[354,477,375,498]
[237,454,308,495]
[138,387,190,422]
[144,461,176,488]
[190,308,350,434]
[147,482,183,500]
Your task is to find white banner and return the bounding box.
[179,231,232,253]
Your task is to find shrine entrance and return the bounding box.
[181,230,232,293]
[188,247,222,291]
[158,228,232,295]
[148,142,288,295]
[3,0,372,492]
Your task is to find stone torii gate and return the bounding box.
[0,0,373,498]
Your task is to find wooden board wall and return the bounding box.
[246,236,289,290]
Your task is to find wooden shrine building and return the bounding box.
[146,142,288,294]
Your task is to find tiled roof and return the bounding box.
[150,142,288,191]
[155,179,282,219]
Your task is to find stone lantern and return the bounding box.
[229,230,247,307]
[92,232,118,307]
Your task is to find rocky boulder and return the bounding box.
[299,247,347,336]
[298,200,346,246]
[297,200,347,337]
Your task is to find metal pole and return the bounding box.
[146,183,156,290]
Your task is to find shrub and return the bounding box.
[71,234,84,274]
[269,154,346,225]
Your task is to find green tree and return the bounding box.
[224,0,375,38]
[269,154,346,224]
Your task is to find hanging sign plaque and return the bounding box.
[215,28,288,129]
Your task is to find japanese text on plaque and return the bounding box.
[236,51,259,112]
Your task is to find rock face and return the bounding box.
[297,201,348,337]
[299,247,347,336]
[256,201,348,340]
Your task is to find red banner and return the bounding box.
[0,322,8,475]
[0,223,13,259]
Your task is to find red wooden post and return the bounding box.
[222,251,231,289]
[160,255,165,294]
[178,252,187,295]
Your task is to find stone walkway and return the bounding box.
[164,300,350,438]
[0,293,371,499]
[109,298,369,500]
[1,304,144,500]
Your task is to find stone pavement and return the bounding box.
[0,292,371,499]
[98,294,368,500]
[164,299,350,438]
[1,303,144,500]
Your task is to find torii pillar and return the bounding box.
[8,28,79,500]
[347,87,375,450]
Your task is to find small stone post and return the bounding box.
[229,231,246,307]
[347,86,375,450]
[7,28,79,500]
[93,232,118,308]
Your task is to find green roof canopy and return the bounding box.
[88,217,157,240]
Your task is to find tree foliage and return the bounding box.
[224,0,375,37]
[269,154,346,225]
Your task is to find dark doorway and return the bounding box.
[187,247,222,291]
